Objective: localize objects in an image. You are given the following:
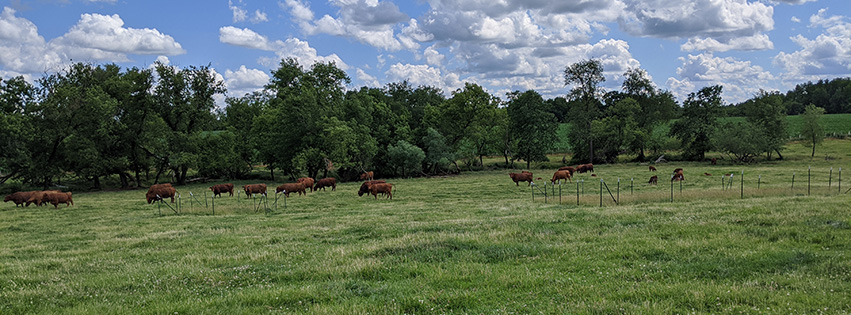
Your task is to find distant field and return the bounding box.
[2,139,850,313]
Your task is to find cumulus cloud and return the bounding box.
[224,65,270,97]
[681,34,774,52]
[229,0,247,23]
[53,13,185,55]
[219,26,275,51]
[385,63,461,92]
[667,53,775,103]
[774,8,851,79]
[251,10,268,23]
[618,0,774,51]
[356,68,379,87]
[283,0,411,51]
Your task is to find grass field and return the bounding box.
[2,141,851,313]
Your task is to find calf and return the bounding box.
[648,175,658,185]
[358,180,386,197]
[43,192,73,209]
[297,177,315,192]
[551,170,571,184]
[209,183,234,197]
[242,184,267,198]
[276,183,306,197]
[509,172,533,186]
[314,178,337,192]
[369,183,393,200]
[146,186,177,204]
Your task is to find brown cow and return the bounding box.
[704,173,712,176]
[557,166,575,175]
[276,182,306,197]
[314,178,337,191]
[576,164,594,173]
[649,165,657,172]
[672,168,683,174]
[297,177,315,192]
[209,183,234,197]
[509,172,533,186]
[648,175,658,185]
[360,171,374,181]
[242,184,267,198]
[671,170,685,182]
[551,170,571,184]
[369,183,393,199]
[25,190,62,207]
[5,191,36,207]
[43,192,73,209]
[146,186,177,204]
[358,180,386,197]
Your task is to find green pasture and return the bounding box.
[2,140,851,313]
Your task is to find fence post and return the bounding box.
[178,194,181,214]
[808,166,811,196]
[839,168,842,194]
[721,175,725,191]
[576,180,579,205]
[740,170,744,199]
[792,172,795,191]
[670,175,674,203]
[205,191,208,208]
[829,167,833,190]
[559,182,562,204]
[631,177,634,195]
[599,179,603,207]
[617,178,620,204]
[212,193,215,215]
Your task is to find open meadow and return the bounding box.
[2,140,851,313]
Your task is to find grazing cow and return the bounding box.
[358,180,386,197]
[711,158,717,165]
[297,177,315,192]
[672,168,683,174]
[146,185,177,204]
[276,182,306,197]
[314,178,337,192]
[241,184,267,198]
[25,190,62,207]
[649,165,657,172]
[551,170,571,184]
[508,172,534,186]
[360,171,374,181]
[704,173,712,176]
[648,175,658,185]
[209,183,234,197]
[576,164,594,173]
[5,191,35,207]
[43,192,73,209]
[369,183,394,200]
[558,166,575,175]
[671,170,685,182]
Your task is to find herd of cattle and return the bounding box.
[510,163,698,188]
[5,164,709,209]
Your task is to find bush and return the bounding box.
[387,140,425,178]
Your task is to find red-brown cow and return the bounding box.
[704,173,712,176]
[649,175,658,185]
[25,190,62,207]
[43,192,73,209]
[241,184,267,198]
[276,183,306,197]
[297,177,315,192]
[509,172,533,186]
[5,191,36,207]
[358,180,386,197]
[551,170,572,184]
[649,165,657,172]
[314,178,337,191]
[671,170,685,182]
[557,166,575,175]
[369,183,393,200]
[359,171,374,181]
[146,186,177,204]
[576,164,594,173]
[209,183,234,197]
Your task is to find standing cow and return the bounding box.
[509,172,533,186]
[297,177,315,192]
[242,184,267,198]
[314,178,337,192]
[369,183,394,200]
[209,183,234,197]
[146,185,177,204]
[358,180,386,197]
[276,183,306,197]
[648,175,658,185]
[551,170,571,184]
[43,192,73,209]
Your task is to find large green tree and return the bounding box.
[618,68,678,161]
[740,90,788,160]
[0,76,35,184]
[507,90,558,169]
[563,59,605,164]
[669,85,723,161]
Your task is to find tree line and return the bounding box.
[0,58,832,190]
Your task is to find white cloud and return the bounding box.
[224,65,270,97]
[385,63,461,91]
[668,53,775,103]
[423,45,444,66]
[283,0,411,51]
[229,0,247,23]
[681,34,774,52]
[251,10,268,23]
[52,13,185,55]
[791,16,801,23]
[356,68,379,87]
[219,26,275,51]
[774,8,851,79]
[283,0,314,21]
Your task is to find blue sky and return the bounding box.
[1,0,850,105]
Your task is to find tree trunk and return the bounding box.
[526,160,530,169]
[92,176,101,190]
[270,167,275,181]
